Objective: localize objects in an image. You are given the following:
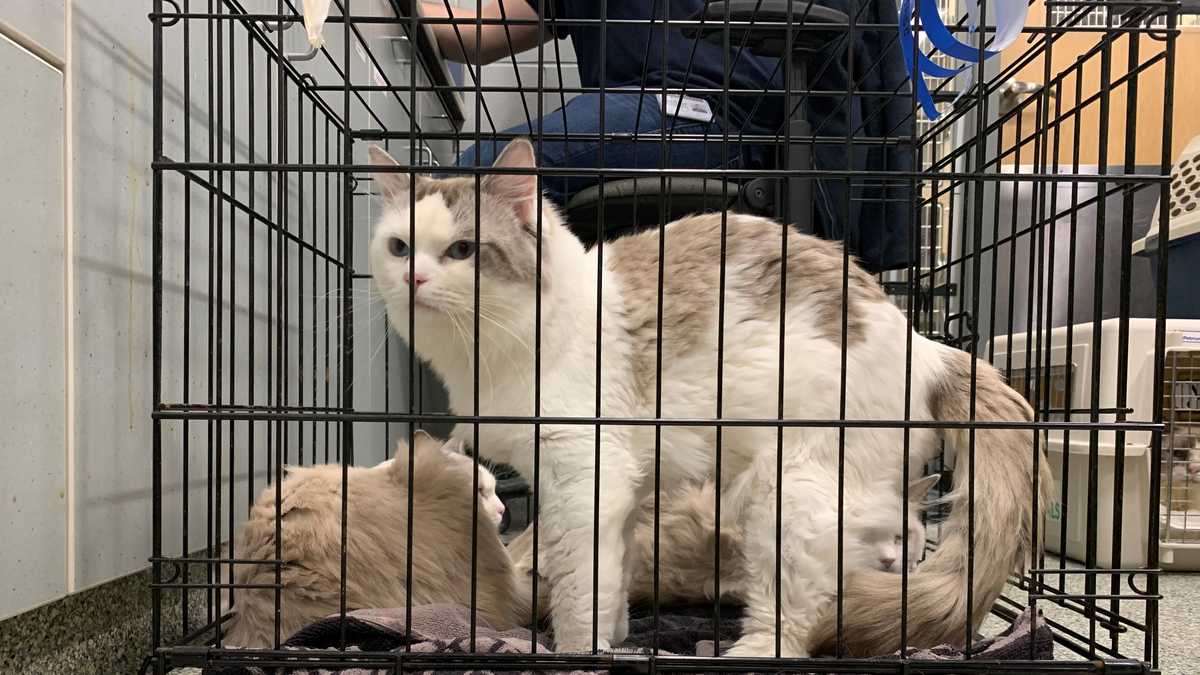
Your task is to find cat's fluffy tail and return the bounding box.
[808,344,1053,655]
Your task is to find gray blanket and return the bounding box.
[204,603,1053,675]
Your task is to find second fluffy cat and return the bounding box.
[222,433,529,647]
[509,473,940,614]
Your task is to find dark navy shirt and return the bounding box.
[543,0,785,133]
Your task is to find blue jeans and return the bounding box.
[456,92,773,206]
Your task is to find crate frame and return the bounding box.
[146,0,1186,672]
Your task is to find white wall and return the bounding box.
[0,3,67,616]
[0,0,428,620]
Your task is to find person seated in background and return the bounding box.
[421,0,783,207]
[421,0,914,274]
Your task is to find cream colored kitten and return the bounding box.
[845,473,940,574]
[509,474,939,616]
[222,433,530,647]
[376,448,506,527]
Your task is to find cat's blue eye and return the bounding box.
[446,240,475,260]
[388,237,408,257]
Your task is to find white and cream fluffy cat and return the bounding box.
[367,139,1051,656]
[222,433,528,647]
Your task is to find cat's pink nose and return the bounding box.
[880,557,895,570]
[496,502,505,514]
[403,271,427,287]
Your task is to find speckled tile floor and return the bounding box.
[979,559,1200,675]
[0,565,206,675]
[6,552,1199,674]
[1153,573,1200,675]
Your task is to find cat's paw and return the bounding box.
[724,633,808,658]
[610,596,630,645]
[553,629,612,654]
[612,611,629,645]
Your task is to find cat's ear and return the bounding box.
[390,430,441,482]
[482,138,539,223]
[439,438,467,456]
[388,438,412,482]
[909,474,941,503]
[369,145,424,204]
[410,429,446,461]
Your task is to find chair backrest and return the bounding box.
[685,1,850,58]
[563,177,740,247]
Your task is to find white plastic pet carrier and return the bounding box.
[990,319,1200,570]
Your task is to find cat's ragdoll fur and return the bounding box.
[374,452,506,526]
[506,479,746,619]
[843,473,941,575]
[508,474,940,617]
[222,433,529,648]
[368,139,1053,655]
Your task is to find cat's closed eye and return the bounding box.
[893,535,903,544]
[446,240,476,260]
[388,237,409,257]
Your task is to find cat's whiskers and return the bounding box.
[301,286,377,302]
[441,306,473,364]
[473,314,532,387]
[475,308,533,360]
[445,309,498,404]
[320,283,420,395]
[365,321,394,367]
[291,286,397,337]
[461,289,535,355]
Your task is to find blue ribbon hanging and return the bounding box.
[899,0,1029,120]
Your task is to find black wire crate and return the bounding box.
[148,0,1188,673]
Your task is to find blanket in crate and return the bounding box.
[202,603,1052,675]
